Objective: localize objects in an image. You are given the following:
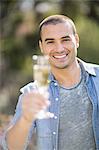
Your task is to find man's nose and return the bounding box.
[55,42,64,52]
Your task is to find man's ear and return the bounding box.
[75,34,79,48]
[39,40,43,53]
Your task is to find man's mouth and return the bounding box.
[53,54,68,59]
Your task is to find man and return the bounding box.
[1,15,99,150]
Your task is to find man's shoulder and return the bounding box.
[79,59,99,74]
[84,62,99,73]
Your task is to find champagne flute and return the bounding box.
[32,55,54,119]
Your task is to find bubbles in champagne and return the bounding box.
[32,55,50,87]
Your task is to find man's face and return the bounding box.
[39,22,79,70]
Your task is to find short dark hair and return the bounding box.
[39,15,77,41]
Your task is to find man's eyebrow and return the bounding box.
[61,35,71,39]
[45,38,54,42]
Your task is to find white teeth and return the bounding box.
[54,54,66,59]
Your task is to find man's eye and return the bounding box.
[63,38,70,41]
[47,41,54,44]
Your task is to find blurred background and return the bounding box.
[0,0,99,147]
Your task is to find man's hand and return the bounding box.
[21,90,53,123]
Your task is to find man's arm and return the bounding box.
[1,94,36,150]
[1,81,51,150]
[2,91,50,150]
[6,116,35,150]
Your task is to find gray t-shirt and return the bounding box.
[58,64,96,150]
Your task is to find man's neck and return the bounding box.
[51,61,81,88]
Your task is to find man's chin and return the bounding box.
[53,64,69,69]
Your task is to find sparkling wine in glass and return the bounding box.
[32,55,54,119]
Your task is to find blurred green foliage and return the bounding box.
[75,15,99,63]
[0,0,99,114]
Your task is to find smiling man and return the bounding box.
[1,15,99,150]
